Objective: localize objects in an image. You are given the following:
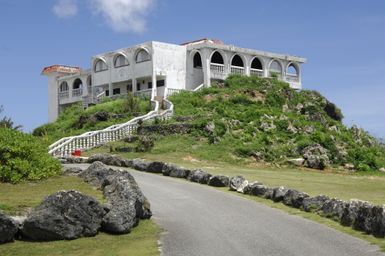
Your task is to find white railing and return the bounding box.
[166,88,185,97]
[193,84,205,92]
[210,63,225,74]
[72,88,83,97]
[230,66,245,75]
[250,69,264,77]
[58,91,69,100]
[48,98,171,157]
[286,74,299,83]
[134,89,152,98]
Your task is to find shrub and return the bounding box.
[0,128,61,183]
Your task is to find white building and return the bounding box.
[42,39,306,122]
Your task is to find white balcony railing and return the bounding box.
[286,74,300,83]
[134,89,152,98]
[58,91,69,100]
[230,66,245,75]
[72,88,83,97]
[210,63,225,74]
[250,69,264,77]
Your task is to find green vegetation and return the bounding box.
[33,94,152,145]
[164,75,384,172]
[0,128,61,183]
[0,176,160,256]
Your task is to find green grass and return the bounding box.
[0,220,159,256]
[0,175,160,256]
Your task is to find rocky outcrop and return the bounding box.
[302,144,330,170]
[21,190,105,241]
[208,175,229,187]
[244,182,266,196]
[187,169,212,184]
[320,199,347,221]
[0,212,18,244]
[88,154,131,167]
[162,163,191,178]
[146,161,165,173]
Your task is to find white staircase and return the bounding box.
[48,98,174,157]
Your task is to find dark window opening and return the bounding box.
[193,52,202,68]
[148,82,153,89]
[231,55,244,67]
[157,80,165,87]
[136,83,141,91]
[287,64,298,76]
[105,90,109,97]
[127,84,132,92]
[73,78,83,89]
[113,88,121,95]
[211,51,224,64]
[251,58,263,70]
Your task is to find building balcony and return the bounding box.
[230,66,245,75]
[285,74,300,83]
[250,69,264,77]
[210,63,226,79]
[72,88,83,97]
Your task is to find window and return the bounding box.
[114,54,129,68]
[269,60,282,72]
[127,84,132,92]
[148,82,153,89]
[251,57,263,70]
[59,81,69,92]
[105,90,109,97]
[113,88,121,95]
[193,52,202,68]
[211,51,224,64]
[136,49,151,63]
[231,55,244,67]
[287,63,298,76]
[73,78,83,89]
[136,83,141,91]
[157,80,165,87]
[94,59,108,72]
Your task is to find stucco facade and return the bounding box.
[42,39,306,122]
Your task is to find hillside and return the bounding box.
[33,94,152,145]
[158,75,384,172]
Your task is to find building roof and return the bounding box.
[180,38,224,46]
[41,65,80,75]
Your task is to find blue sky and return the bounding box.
[0,0,384,138]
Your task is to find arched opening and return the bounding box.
[231,55,244,67]
[250,57,263,77]
[191,52,204,89]
[211,51,224,64]
[230,54,245,75]
[114,54,129,68]
[269,60,282,79]
[94,59,108,72]
[193,52,202,68]
[72,78,83,97]
[136,49,151,63]
[59,81,69,92]
[286,63,299,82]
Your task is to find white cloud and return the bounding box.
[89,0,155,33]
[53,0,78,18]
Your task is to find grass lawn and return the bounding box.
[0,175,160,256]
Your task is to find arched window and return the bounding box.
[73,78,83,90]
[211,51,224,64]
[287,63,298,76]
[269,60,282,78]
[136,49,151,63]
[114,54,129,68]
[94,59,108,72]
[193,52,202,68]
[251,57,263,70]
[231,54,244,67]
[59,81,69,92]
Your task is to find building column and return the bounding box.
[132,78,137,95]
[202,49,211,87]
[152,73,157,99]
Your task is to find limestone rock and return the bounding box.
[320,198,347,221]
[208,175,229,187]
[247,183,268,196]
[288,158,305,167]
[162,163,190,178]
[302,144,330,170]
[272,186,289,202]
[0,212,18,244]
[146,161,165,173]
[282,189,309,208]
[229,176,246,191]
[22,191,105,241]
[302,195,330,212]
[187,169,212,184]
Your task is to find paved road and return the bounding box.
[67,164,384,256]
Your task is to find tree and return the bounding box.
[0,105,22,130]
